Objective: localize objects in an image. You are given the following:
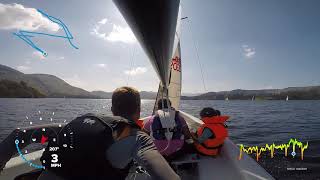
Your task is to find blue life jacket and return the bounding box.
[151,110,183,140]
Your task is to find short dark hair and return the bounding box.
[112,86,140,118]
[157,99,171,109]
[216,110,221,116]
[200,107,217,118]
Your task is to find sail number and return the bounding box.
[171,56,181,72]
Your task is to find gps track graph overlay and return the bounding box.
[238,139,309,161]
[15,139,45,169]
[13,9,78,57]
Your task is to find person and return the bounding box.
[194,107,229,156]
[143,99,194,159]
[0,87,180,180]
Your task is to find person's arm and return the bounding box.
[106,128,180,180]
[197,128,214,144]
[134,131,180,180]
[179,116,194,144]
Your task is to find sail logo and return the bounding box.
[238,138,308,161]
[171,56,181,72]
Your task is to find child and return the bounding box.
[194,107,229,156]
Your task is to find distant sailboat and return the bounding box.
[251,96,255,101]
[286,95,289,101]
[225,97,229,101]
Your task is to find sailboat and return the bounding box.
[286,95,289,101]
[0,0,274,179]
[225,97,229,101]
[252,96,255,101]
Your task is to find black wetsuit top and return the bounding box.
[40,114,180,180]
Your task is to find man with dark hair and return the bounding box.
[111,86,141,119]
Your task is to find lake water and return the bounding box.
[0,98,319,179]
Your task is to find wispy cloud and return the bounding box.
[0,3,60,32]
[94,63,108,69]
[98,18,108,25]
[32,51,46,60]
[58,56,65,60]
[16,65,30,72]
[242,45,256,59]
[91,18,136,44]
[124,67,147,76]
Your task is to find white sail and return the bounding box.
[153,42,182,113]
[286,95,289,101]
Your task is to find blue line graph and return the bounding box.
[13,9,78,57]
[15,139,45,169]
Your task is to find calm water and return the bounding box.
[0,99,319,179]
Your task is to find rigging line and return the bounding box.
[184,18,207,92]
[126,46,136,86]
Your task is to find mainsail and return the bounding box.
[113,0,181,88]
[153,41,182,113]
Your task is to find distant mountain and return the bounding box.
[182,87,320,100]
[140,91,157,99]
[91,91,157,99]
[0,64,96,98]
[91,91,112,99]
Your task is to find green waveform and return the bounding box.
[238,138,308,161]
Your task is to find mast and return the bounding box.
[113,0,180,90]
[113,0,181,113]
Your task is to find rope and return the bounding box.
[126,46,136,86]
[184,18,207,92]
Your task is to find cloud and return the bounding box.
[16,65,30,72]
[98,18,108,25]
[0,3,60,32]
[94,63,108,68]
[32,51,46,60]
[91,18,136,44]
[242,44,256,59]
[124,67,147,76]
[58,56,65,60]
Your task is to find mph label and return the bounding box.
[49,147,61,168]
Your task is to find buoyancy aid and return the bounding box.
[151,109,183,141]
[195,116,229,156]
[41,113,139,180]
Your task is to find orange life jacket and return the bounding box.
[195,116,229,156]
[135,119,144,129]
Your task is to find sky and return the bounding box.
[0,0,320,94]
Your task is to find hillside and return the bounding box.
[0,80,45,98]
[182,87,320,100]
[0,64,95,98]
